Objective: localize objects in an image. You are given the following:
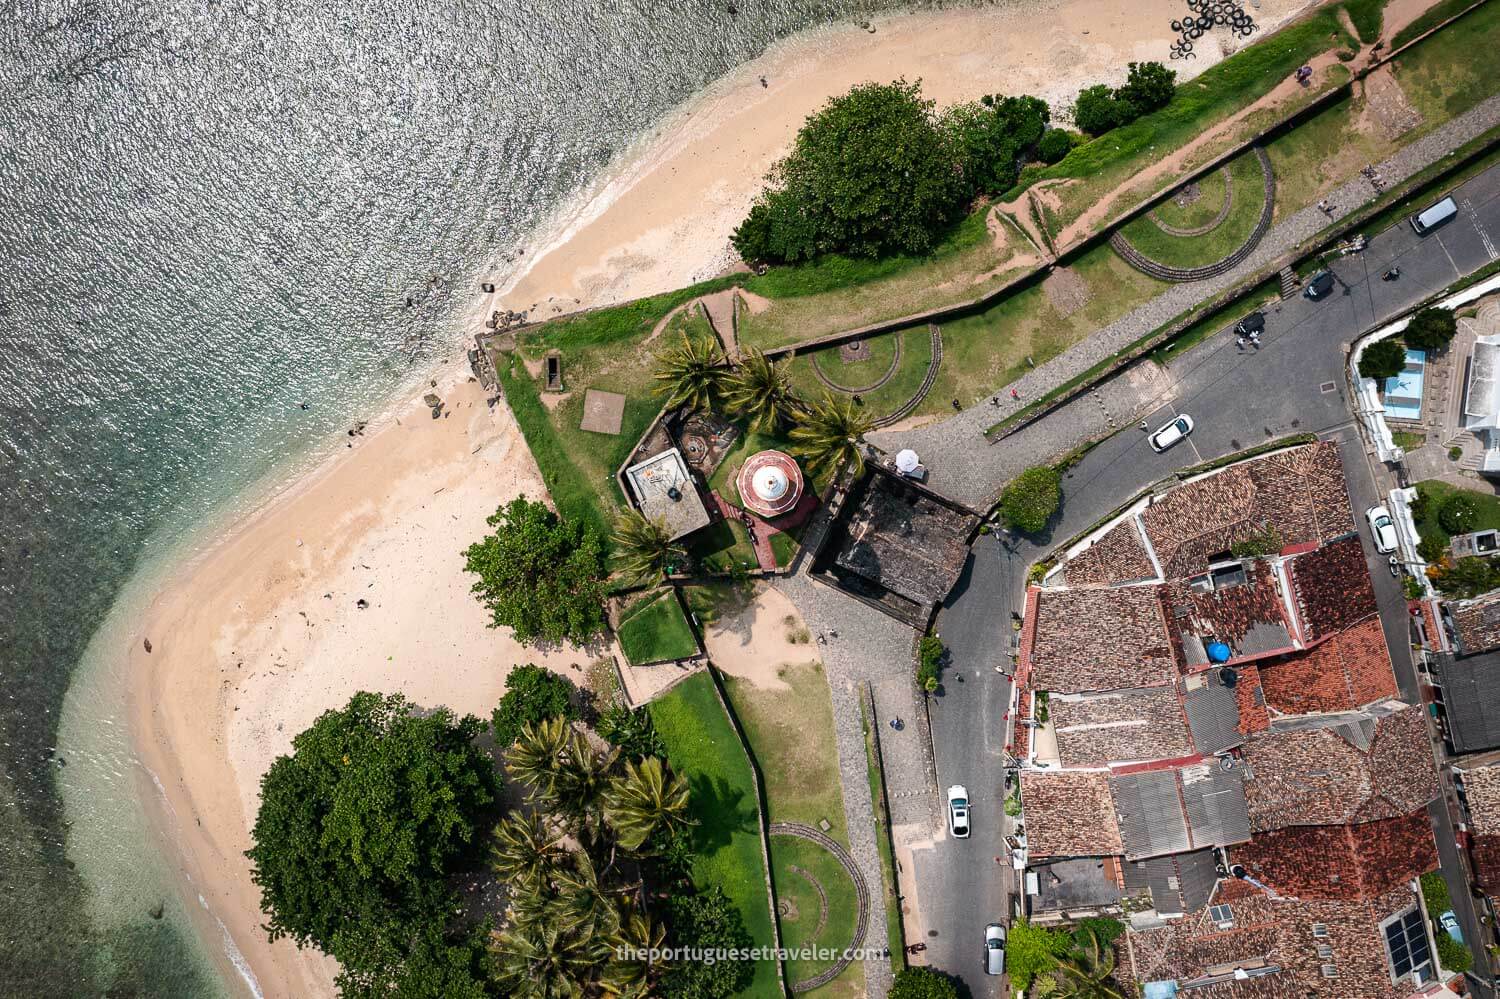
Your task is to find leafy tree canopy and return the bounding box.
[1359,337,1407,381]
[1117,61,1176,114]
[463,496,607,644]
[732,79,968,263]
[890,966,961,999]
[1073,84,1133,137]
[1038,129,1076,165]
[945,94,1049,196]
[1001,465,1063,535]
[1434,556,1500,598]
[1439,493,1481,535]
[1404,307,1458,351]
[245,692,497,973]
[660,888,755,999]
[490,664,579,748]
[1007,918,1074,989]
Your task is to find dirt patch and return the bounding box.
[1042,266,1091,318]
[704,583,820,690]
[540,390,572,411]
[642,301,692,349]
[1361,65,1422,140]
[737,288,774,315]
[1383,0,1444,42]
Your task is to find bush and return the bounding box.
[661,888,755,999]
[1117,61,1177,115]
[1360,337,1407,381]
[1037,128,1075,164]
[1440,494,1481,535]
[1405,308,1458,351]
[490,664,579,747]
[1418,534,1450,565]
[1421,871,1452,913]
[1438,933,1474,973]
[463,496,607,644]
[1073,84,1132,136]
[916,636,945,692]
[945,94,1050,197]
[731,79,968,263]
[597,705,665,760]
[1001,466,1062,534]
[1434,556,1500,598]
[890,966,960,999]
[1073,917,1126,948]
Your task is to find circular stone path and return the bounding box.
[769,821,870,993]
[1148,165,1234,236]
[810,334,904,394]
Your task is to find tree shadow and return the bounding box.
[686,772,759,856]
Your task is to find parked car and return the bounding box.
[1440,910,1463,944]
[947,785,970,839]
[1149,414,1195,453]
[1411,195,1458,235]
[1304,270,1337,299]
[1236,311,1266,336]
[1366,506,1398,554]
[985,922,1007,976]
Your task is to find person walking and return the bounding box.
[1010,387,1020,400]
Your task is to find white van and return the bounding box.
[1411,196,1458,235]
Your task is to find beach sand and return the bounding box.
[128,376,589,997]
[495,0,1320,318]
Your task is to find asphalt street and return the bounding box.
[914,160,1500,996]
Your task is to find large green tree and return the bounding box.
[723,348,798,433]
[788,390,874,479]
[245,692,497,985]
[464,496,607,644]
[732,79,969,263]
[653,327,725,412]
[490,663,579,749]
[1360,337,1407,381]
[1404,307,1458,351]
[603,756,693,851]
[660,888,755,999]
[890,966,961,999]
[611,510,686,586]
[1001,465,1063,535]
[944,94,1049,196]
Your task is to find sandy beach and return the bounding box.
[124,2,1328,995]
[495,0,1320,318]
[128,376,590,997]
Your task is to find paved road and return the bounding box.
[914,158,1500,997]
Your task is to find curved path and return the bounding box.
[769,821,870,993]
[811,333,904,394]
[1110,147,1276,283]
[1148,165,1235,236]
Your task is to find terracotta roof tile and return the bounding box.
[1288,538,1377,641]
[1451,590,1500,655]
[1242,705,1437,831]
[1227,812,1437,900]
[1473,833,1500,900]
[1141,442,1355,580]
[1463,764,1500,833]
[1020,771,1123,858]
[1052,686,1194,766]
[1063,518,1157,586]
[1026,586,1177,693]
[1233,664,1272,735]
[1159,562,1294,669]
[1257,617,1397,715]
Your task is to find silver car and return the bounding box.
[985,922,1007,975]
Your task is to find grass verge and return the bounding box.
[616,591,698,664]
[859,693,906,974]
[1393,0,1487,48]
[648,671,782,998]
[1412,479,1500,552]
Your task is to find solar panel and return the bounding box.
[1384,909,1431,979]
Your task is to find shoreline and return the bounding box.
[115,2,1324,995]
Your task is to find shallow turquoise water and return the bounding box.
[0,1,917,993]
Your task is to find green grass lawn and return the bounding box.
[736,209,1029,351]
[860,696,906,973]
[687,518,759,574]
[1394,0,1481,47]
[616,591,699,664]
[769,530,800,569]
[783,327,935,423]
[1412,480,1500,551]
[1344,0,1385,44]
[648,672,782,998]
[927,241,1167,416]
[1150,164,1231,230]
[722,664,863,996]
[1116,150,1269,269]
[1393,0,1500,127]
[1011,5,1355,231]
[682,580,756,626]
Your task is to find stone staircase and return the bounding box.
[1279,266,1300,300]
[1446,429,1486,471]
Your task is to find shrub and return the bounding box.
[890,967,960,999]
[1421,871,1452,913]
[491,664,579,748]
[597,705,665,760]
[1434,556,1500,598]
[1073,917,1126,948]
[1116,61,1177,114]
[1403,575,1425,599]
[1440,494,1481,535]
[1006,919,1072,989]
[1073,84,1132,136]
[1438,933,1474,973]
[1037,128,1075,164]
[661,888,755,998]
[1418,534,1449,565]
[1359,337,1407,381]
[1405,308,1458,351]
[1001,466,1062,534]
[731,79,968,263]
[945,94,1049,197]
[916,636,945,692]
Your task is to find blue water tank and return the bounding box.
[1206,641,1232,663]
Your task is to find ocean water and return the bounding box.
[0,1,933,994]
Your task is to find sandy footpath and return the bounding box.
[496,0,1319,317]
[128,376,588,997]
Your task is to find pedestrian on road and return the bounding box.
[1010,387,1020,400]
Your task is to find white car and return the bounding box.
[947,785,970,839]
[1366,506,1398,554]
[1149,414,1195,453]
[985,922,1007,975]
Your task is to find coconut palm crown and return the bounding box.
[652,327,724,413]
[723,348,797,432]
[610,511,685,585]
[787,390,874,479]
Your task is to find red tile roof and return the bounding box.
[1241,705,1437,831]
[1021,771,1123,859]
[1226,812,1437,900]
[1063,518,1157,586]
[1052,686,1194,766]
[1233,664,1272,735]
[1159,562,1294,670]
[1451,590,1500,655]
[1141,442,1355,580]
[1287,537,1378,641]
[1026,585,1177,693]
[1257,617,1397,715]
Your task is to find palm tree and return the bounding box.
[490,812,566,893]
[1034,930,1127,999]
[610,511,685,585]
[652,326,724,412]
[601,901,666,998]
[506,716,574,806]
[552,850,624,939]
[491,916,606,999]
[787,390,874,479]
[603,756,692,851]
[723,348,796,432]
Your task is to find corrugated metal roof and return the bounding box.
[1434,651,1500,754]
[1182,669,1244,755]
[1112,770,1191,859]
[1183,762,1252,848]
[1126,848,1220,915]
